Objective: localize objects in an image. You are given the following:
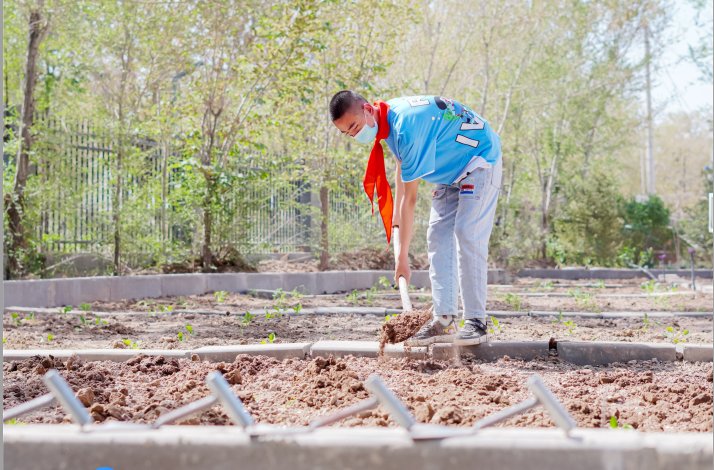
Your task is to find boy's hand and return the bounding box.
[395,256,411,284]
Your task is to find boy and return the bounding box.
[329,91,501,346]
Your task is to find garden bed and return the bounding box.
[3,354,712,433]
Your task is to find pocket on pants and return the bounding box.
[459,168,489,200]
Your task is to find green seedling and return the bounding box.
[640,280,657,295]
[552,311,565,324]
[3,337,7,344]
[177,331,185,342]
[593,280,606,289]
[563,319,577,335]
[4,418,24,425]
[568,288,599,312]
[609,416,633,430]
[641,312,659,331]
[79,303,92,312]
[10,312,21,327]
[158,304,174,314]
[58,305,73,315]
[45,333,55,342]
[346,290,360,305]
[364,286,379,306]
[384,314,397,323]
[459,318,466,328]
[122,338,140,349]
[177,324,194,341]
[214,290,228,304]
[260,332,276,344]
[79,315,87,326]
[241,311,255,326]
[273,288,289,310]
[378,276,393,290]
[292,303,302,314]
[664,325,689,344]
[94,315,109,326]
[185,324,194,335]
[504,293,522,311]
[488,315,502,335]
[289,289,304,302]
[26,312,36,321]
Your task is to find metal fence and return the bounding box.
[19,117,385,260]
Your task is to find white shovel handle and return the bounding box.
[392,227,413,312]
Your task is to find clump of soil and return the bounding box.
[379,309,432,353]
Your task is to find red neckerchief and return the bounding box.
[362,101,393,243]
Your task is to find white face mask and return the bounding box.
[353,110,378,144]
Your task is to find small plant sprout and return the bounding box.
[79,303,92,312]
[213,290,228,304]
[458,318,465,328]
[260,332,276,344]
[504,293,522,311]
[45,333,55,342]
[346,290,360,305]
[665,325,689,344]
[609,416,633,430]
[594,280,606,289]
[79,315,87,326]
[552,311,565,324]
[563,319,577,335]
[26,312,36,321]
[58,305,73,315]
[177,331,185,342]
[122,338,140,349]
[10,312,21,326]
[3,336,7,344]
[640,280,657,295]
[289,288,304,302]
[488,315,502,335]
[177,324,194,341]
[641,312,659,331]
[383,314,397,323]
[185,324,194,335]
[292,303,302,314]
[378,276,393,290]
[241,311,255,326]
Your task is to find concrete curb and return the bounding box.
[8,268,709,308]
[2,349,190,362]
[309,340,428,359]
[3,425,712,470]
[191,343,312,361]
[556,341,677,366]
[4,340,711,365]
[432,341,551,361]
[681,343,714,363]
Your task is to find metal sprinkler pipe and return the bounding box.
[151,396,218,429]
[205,371,255,429]
[527,375,577,434]
[42,370,94,427]
[308,397,378,430]
[364,374,417,430]
[3,393,55,422]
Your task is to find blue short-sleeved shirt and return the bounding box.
[383,96,501,184]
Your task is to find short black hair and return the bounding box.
[329,90,367,121]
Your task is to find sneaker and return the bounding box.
[405,316,457,346]
[454,318,490,346]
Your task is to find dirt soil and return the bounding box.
[3,354,711,433]
[380,309,432,351]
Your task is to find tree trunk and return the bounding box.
[202,173,213,271]
[319,185,329,271]
[113,136,123,275]
[6,5,48,278]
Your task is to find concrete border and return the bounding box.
[3,340,710,365]
[7,268,710,308]
[556,341,677,366]
[3,425,712,470]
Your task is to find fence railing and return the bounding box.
[12,116,388,262]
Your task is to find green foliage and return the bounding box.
[122,338,140,349]
[487,315,503,335]
[213,291,228,304]
[563,319,577,335]
[665,325,689,344]
[621,195,672,267]
[45,333,55,342]
[609,415,633,430]
[551,170,626,266]
[241,311,255,326]
[79,303,92,312]
[10,313,21,327]
[377,276,393,290]
[504,293,523,311]
[260,332,276,344]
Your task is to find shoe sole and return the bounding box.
[405,333,456,347]
[453,335,490,346]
